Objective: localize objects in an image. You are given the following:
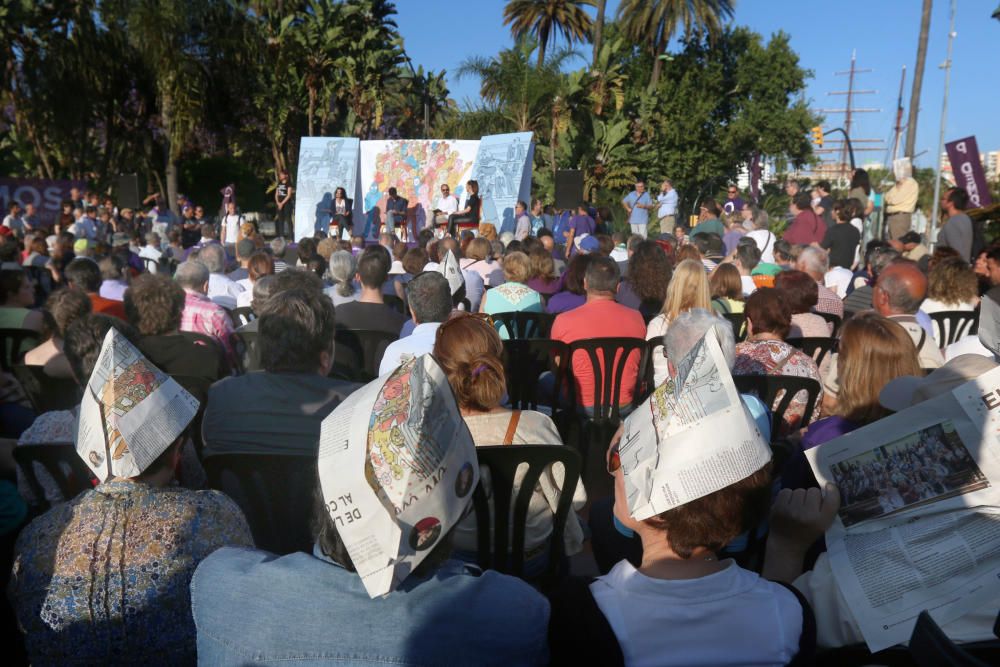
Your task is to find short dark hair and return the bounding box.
[270,267,325,296]
[357,246,390,288]
[946,187,970,211]
[562,253,593,295]
[792,192,813,211]
[700,199,721,217]
[388,187,397,197]
[774,270,819,314]
[124,273,185,336]
[64,314,140,385]
[65,258,102,292]
[735,240,761,272]
[406,272,452,324]
[817,180,831,193]
[744,288,791,338]
[258,288,335,373]
[42,287,92,339]
[584,256,620,294]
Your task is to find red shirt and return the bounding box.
[89,293,126,320]
[550,298,647,407]
[783,210,826,245]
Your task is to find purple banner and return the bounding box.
[945,136,993,209]
[0,178,86,229]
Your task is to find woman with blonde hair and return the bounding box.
[646,259,711,385]
[480,251,543,338]
[526,249,560,299]
[922,257,979,314]
[433,312,586,574]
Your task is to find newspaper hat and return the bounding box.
[437,250,464,295]
[317,354,479,598]
[76,328,200,482]
[879,354,999,412]
[620,328,772,521]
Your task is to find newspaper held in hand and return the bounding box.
[318,353,479,599]
[438,249,464,295]
[620,329,771,521]
[806,365,1000,651]
[76,328,200,482]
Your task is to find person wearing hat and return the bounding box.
[110,230,144,275]
[894,230,929,263]
[8,323,252,664]
[191,355,550,665]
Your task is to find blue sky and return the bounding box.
[395,0,999,169]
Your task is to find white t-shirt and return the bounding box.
[824,266,853,299]
[222,214,242,244]
[740,275,757,297]
[591,559,802,666]
[436,194,458,214]
[745,229,776,264]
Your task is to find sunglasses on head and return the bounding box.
[435,311,495,342]
[607,439,621,476]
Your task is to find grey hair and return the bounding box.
[490,240,504,259]
[144,232,161,247]
[754,208,771,230]
[174,260,210,291]
[199,243,226,274]
[663,308,736,370]
[329,250,356,298]
[270,236,287,256]
[877,268,922,314]
[797,246,829,276]
[251,274,276,314]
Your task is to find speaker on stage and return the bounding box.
[554,169,584,209]
[117,174,143,210]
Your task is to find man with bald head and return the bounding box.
[874,261,944,369]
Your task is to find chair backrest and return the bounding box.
[492,311,555,339]
[472,444,581,582]
[142,256,160,273]
[636,337,665,403]
[11,364,80,413]
[786,337,838,369]
[567,337,646,421]
[815,311,843,337]
[235,329,261,372]
[930,310,979,349]
[722,313,747,342]
[13,443,97,510]
[231,306,256,327]
[733,374,822,439]
[501,338,569,410]
[0,328,41,372]
[908,610,993,667]
[202,453,317,555]
[333,328,399,382]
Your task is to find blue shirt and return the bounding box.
[379,322,441,375]
[657,189,678,217]
[623,191,652,226]
[191,546,551,666]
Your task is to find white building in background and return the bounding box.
[940,150,1000,185]
[735,159,776,190]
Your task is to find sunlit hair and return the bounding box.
[836,312,921,424]
[660,259,710,322]
[710,263,743,301]
[626,240,672,305]
[675,245,702,264]
[502,251,531,284]
[528,249,557,282]
[927,257,978,306]
[433,313,505,412]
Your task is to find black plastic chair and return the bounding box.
[14,443,97,511]
[733,374,822,443]
[501,338,569,411]
[930,310,979,349]
[722,312,747,342]
[202,454,317,555]
[11,364,80,413]
[492,311,556,339]
[908,610,998,666]
[0,328,41,372]
[333,329,399,382]
[786,337,838,369]
[815,311,843,337]
[142,256,160,273]
[230,306,256,327]
[235,329,261,372]
[635,337,665,403]
[472,444,581,584]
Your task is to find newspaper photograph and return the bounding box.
[619,329,771,521]
[76,328,199,482]
[317,354,479,598]
[806,365,1000,651]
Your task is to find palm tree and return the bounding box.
[591,0,606,67]
[503,0,595,66]
[617,0,734,92]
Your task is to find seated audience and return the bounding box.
[235,250,275,309]
[774,270,832,338]
[9,323,252,665]
[526,249,561,299]
[546,253,592,315]
[481,251,544,338]
[709,263,745,315]
[647,259,711,386]
[325,250,359,308]
[64,257,126,320]
[731,240,761,296]
[921,256,979,314]
[175,260,237,367]
[97,254,128,301]
[335,246,407,335]
[434,312,587,571]
[795,246,844,319]
[733,288,824,436]
[616,240,672,323]
[229,238,256,281]
[200,243,243,310]
[202,274,357,457]
[23,287,91,378]
[379,271,452,375]
[873,260,944,369]
[460,237,505,286]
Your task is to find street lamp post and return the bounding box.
[930,0,957,245]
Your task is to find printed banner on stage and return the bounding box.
[294,137,361,241]
[945,136,993,209]
[470,132,534,236]
[0,178,86,228]
[358,140,479,240]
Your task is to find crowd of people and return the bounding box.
[0,170,997,666]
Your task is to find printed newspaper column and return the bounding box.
[76,328,200,482]
[806,365,1000,651]
[317,354,480,598]
[620,329,771,520]
[438,250,464,295]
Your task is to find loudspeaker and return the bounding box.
[554,170,584,210]
[116,174,142,210]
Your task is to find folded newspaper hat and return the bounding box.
[879,354,998,412]
[437,250,464,295]
[317,354,479,598]
[620,329,772,521]
[76,328,200,482]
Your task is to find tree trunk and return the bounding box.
[537,26,548,67]
[308,85,316,136]
[647,37,666,93]
[592,0,606,67]
[905,0,933,159]
[161,91,180,216]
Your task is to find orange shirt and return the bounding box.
[89,293,127,321]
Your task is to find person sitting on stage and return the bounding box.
[328,187,352,238]
[433,183,458,231]
[448,180,481,237]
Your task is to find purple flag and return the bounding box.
[0,178,86,228]
[945,136,992,209]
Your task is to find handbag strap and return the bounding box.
[503,410,521,445]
